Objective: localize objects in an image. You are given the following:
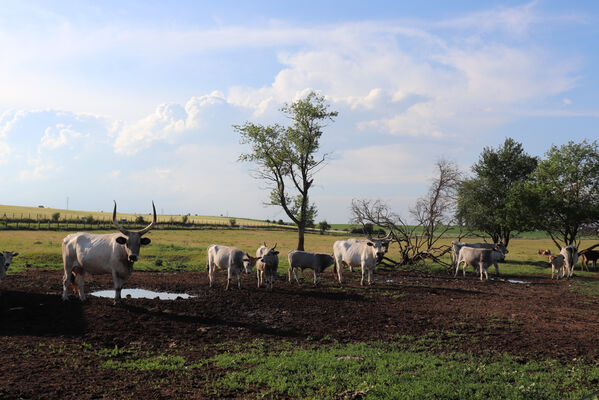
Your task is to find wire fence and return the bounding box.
[0,213,320,232]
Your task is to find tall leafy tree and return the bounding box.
[456,138,538,246]
[235,91,338,250]
[528,140,599,249]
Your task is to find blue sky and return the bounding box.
[0,1,597,222]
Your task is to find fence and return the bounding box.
[0,213,305,232]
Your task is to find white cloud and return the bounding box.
[112,92,225,155]
[320,144,433,185]
[563,98,572,105]
[40,124,82,150]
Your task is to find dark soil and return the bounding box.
[1,267,599,399]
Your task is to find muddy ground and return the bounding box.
[1,267,599,399]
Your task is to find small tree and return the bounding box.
[229,218,237,227]
[235,91,338,251]
[528,140,599,249]
[135,215,146,224]
[351,159,461,268]
[318,220,331,235]
[181,215,188,225]
[51,212,60,222]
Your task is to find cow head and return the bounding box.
[113,201,156,264]
[494,243,509,261]
[259,243,279,264]
[367,231,392,262]
[243,254,260,274]
[2,251,18,271]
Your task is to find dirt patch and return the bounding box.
[1,268,599,399]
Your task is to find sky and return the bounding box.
[0,1,598,222]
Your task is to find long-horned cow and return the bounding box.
[61,201,156,304]
[256,242,279,291]
[207,245,259,290]
[288,250,335,286]
[333,233,391,286]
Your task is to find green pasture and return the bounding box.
[2,228,598,280]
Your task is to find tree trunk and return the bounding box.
[297,224,305,251]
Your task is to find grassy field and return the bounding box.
[3,228,597,273]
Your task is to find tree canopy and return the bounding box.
[235,91,337,250]
[528,139,599,249]
[456,138,538,246]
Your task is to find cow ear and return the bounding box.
[367,242,374,246]
[115,236,127,245]
[273,251,280,255]
[141,237,151,245]
[12,252,18,257]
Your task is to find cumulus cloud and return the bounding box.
[40,124,83,150]
[112,91,226,155]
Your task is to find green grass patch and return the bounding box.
[208,340,599,399]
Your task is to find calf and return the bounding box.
[288,250,336,286]
[455,246,504,281]
[560,245,579,279]
[538,249,551,256]
[550,254,565,280]
[579,250,599,271]
[256,243,279,291]
[207,245,259,290]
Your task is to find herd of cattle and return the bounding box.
[0,201,598,305]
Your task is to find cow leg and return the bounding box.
[237,270,242,289]
[288,266,293,283]
[257,269,261,288]
[494,262,500,276]
[335,259,344,285]
[453,261,460,278]
[368,267,374,285]
[360,263,366,286]
[112,270,124,305]
[74,273,86,301]
[62,270,73,301]
[225,268,232,291]
[293,267,301,285]
[313,270,318,286]
[208,263,215,288]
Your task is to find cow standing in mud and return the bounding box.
[61,201,156,304]
[333,234,391,286]
[207,245,259,290]
[256,243,279,291]
[288,250,336,286]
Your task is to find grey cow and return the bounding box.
[256,243,279,291]
[0,251,18,294]
[455,246,505,281]
[207,244,259,290]
[62,201,156,304]
[288,250,336,286]
[451,241,508,276]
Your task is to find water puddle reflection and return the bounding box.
[90,288,193,300]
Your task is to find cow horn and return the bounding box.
[112,201,130,236]
[136,201,157,236]
[263,241,267,247]
[271,243,277,251]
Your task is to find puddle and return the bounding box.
[492,278,529,285]
[90,289,193,300]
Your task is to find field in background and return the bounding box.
[2,228,598,280]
